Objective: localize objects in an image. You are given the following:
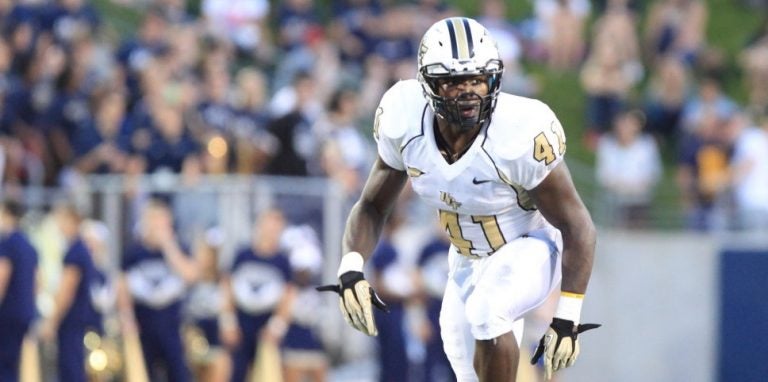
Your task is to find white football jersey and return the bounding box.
[375,80,566,257]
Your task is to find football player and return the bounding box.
[319,17,599,382]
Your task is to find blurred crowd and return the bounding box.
[2,0,768,381]
[0,0,764,232]
[582,0,768,231]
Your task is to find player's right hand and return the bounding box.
[316,270,388,336]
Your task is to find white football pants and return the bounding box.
[439,228,562,382]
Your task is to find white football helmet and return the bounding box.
[417,17,504,130]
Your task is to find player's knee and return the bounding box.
[464,294,491,328]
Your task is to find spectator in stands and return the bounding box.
[266,71,320,176]
[0,199,38,382]
[644,0,708,65]
[679,75,738,136]
[596,109,663,228]
[220,207,296,382]
[118,198,199,382]
[676,108,731,231]
[231,67,276,174]
[71,89,130,175]
[41,202,100,382]
[275,0,321,53]
[330,0,384,73]
[591,0,642,81]
[723,113,768,230]
[201,0,272,60]
[580,41,635,149]
[536,0,591,70]
[643,55,691,144]
[195,64,235,137]
[46,43,98,182]
[131,99,200,174]
[316,88,372,196]
[14,40,69,185]
[116,8,170,107]
[42,0,101,46]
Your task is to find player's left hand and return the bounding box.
[531,318,600,380]
[316,271,389,336]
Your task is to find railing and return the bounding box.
[9,173,350,290]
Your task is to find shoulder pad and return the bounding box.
[488,95,558,161]
[375,79,426,142]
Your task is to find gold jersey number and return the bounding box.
[534,122,566,164]
[533,132,556,165]
[439,210,506,257]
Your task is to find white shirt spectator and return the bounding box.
[596,132,662,206]
[730,127,768,226]
[202,0,270,49]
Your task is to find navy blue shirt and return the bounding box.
[61,238,99,328]
[197,100,237,134]
[121,242,188,321]
[229,248,292,316]
[0,231,38,324]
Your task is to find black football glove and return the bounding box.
[531,318,601,380]
[316,271,388,336]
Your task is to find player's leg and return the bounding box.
[465,231,561,381]
[474,331,519,381]
[439,271,479,382]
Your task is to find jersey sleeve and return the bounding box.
[503,103,567,190]
[64,244,88,269]
[373,82,408,171]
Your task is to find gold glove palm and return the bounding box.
[317,271,388,336]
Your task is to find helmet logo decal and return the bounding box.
[418,40,429,67]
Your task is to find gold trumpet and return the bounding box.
[84,330,122,380]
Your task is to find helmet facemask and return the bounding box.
[419,59,504,131]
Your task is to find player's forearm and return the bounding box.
[342,200,389,262]
[559,218,596,295]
